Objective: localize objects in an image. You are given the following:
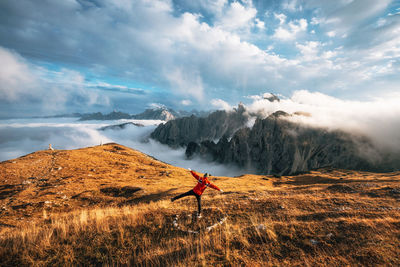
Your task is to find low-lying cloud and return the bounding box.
[245,90,400,152]
[0,118,243,177]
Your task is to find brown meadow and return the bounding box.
[1,144,399,266]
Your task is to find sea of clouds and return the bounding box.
[1,90,400,176]
[0,117,244,177]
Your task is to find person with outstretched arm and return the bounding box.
[171,168,223,218]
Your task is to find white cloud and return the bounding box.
[211,98,232,111]
[165,68,204,100]
[216,1,257,32]
[0,47,40,101]
[282,0,302,12]
[273,18,308,41]
[247,90,400,151]
[245,94,262,101]
[1,0,399,114]
[321,50,337,59]
[296,41,320,61]
[274,13,287,25]
[148,103,166,109]
[305,0,392,34]
[255,18,265,30]
[0,46,108,114]
[310,17,322,25]
[181,99,192,106]
[326,31,336,37]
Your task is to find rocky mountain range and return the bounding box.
[150,105,399,175]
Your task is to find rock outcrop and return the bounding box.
[150,104,249,148]
[185,113,384,175]
[99,122,144,131]
[151,104,400,175]
[263,93,280,102]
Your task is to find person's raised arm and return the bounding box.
[208,182,223,192]
[189,168,200,180]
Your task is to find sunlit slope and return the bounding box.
[0,143,272,226]
[0,143,400,265]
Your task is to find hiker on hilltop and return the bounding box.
[171,168,223,218]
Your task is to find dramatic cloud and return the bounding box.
[0,0,399,114]
[0,47,109,116]
[0,47,39,101]
[216,1,257,32]
[211,98,232,111]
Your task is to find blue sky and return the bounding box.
[0,0,399,116]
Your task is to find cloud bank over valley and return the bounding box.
[0,118,243,177]
[241,90,400,153]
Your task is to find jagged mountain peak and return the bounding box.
[263,93,280,102]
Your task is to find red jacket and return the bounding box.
[190,170,221,196]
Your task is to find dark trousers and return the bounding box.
[172,190,201,214]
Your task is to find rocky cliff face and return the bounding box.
[151,104,399,175]
[186,114,385,175]
[150,104,249,148]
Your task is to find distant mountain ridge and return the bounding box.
[78,107,209,121]
[79,111,132,121]
[99,122,144,131]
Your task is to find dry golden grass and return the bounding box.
[1,144,400,266]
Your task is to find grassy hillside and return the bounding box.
[0,144,399,265]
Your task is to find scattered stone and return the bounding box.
[11,203,33,210]
[100,186,142,197]
[310,239,319,245]
[327,184,356,193]
[256,224,267,231]
[335,206,351,211]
